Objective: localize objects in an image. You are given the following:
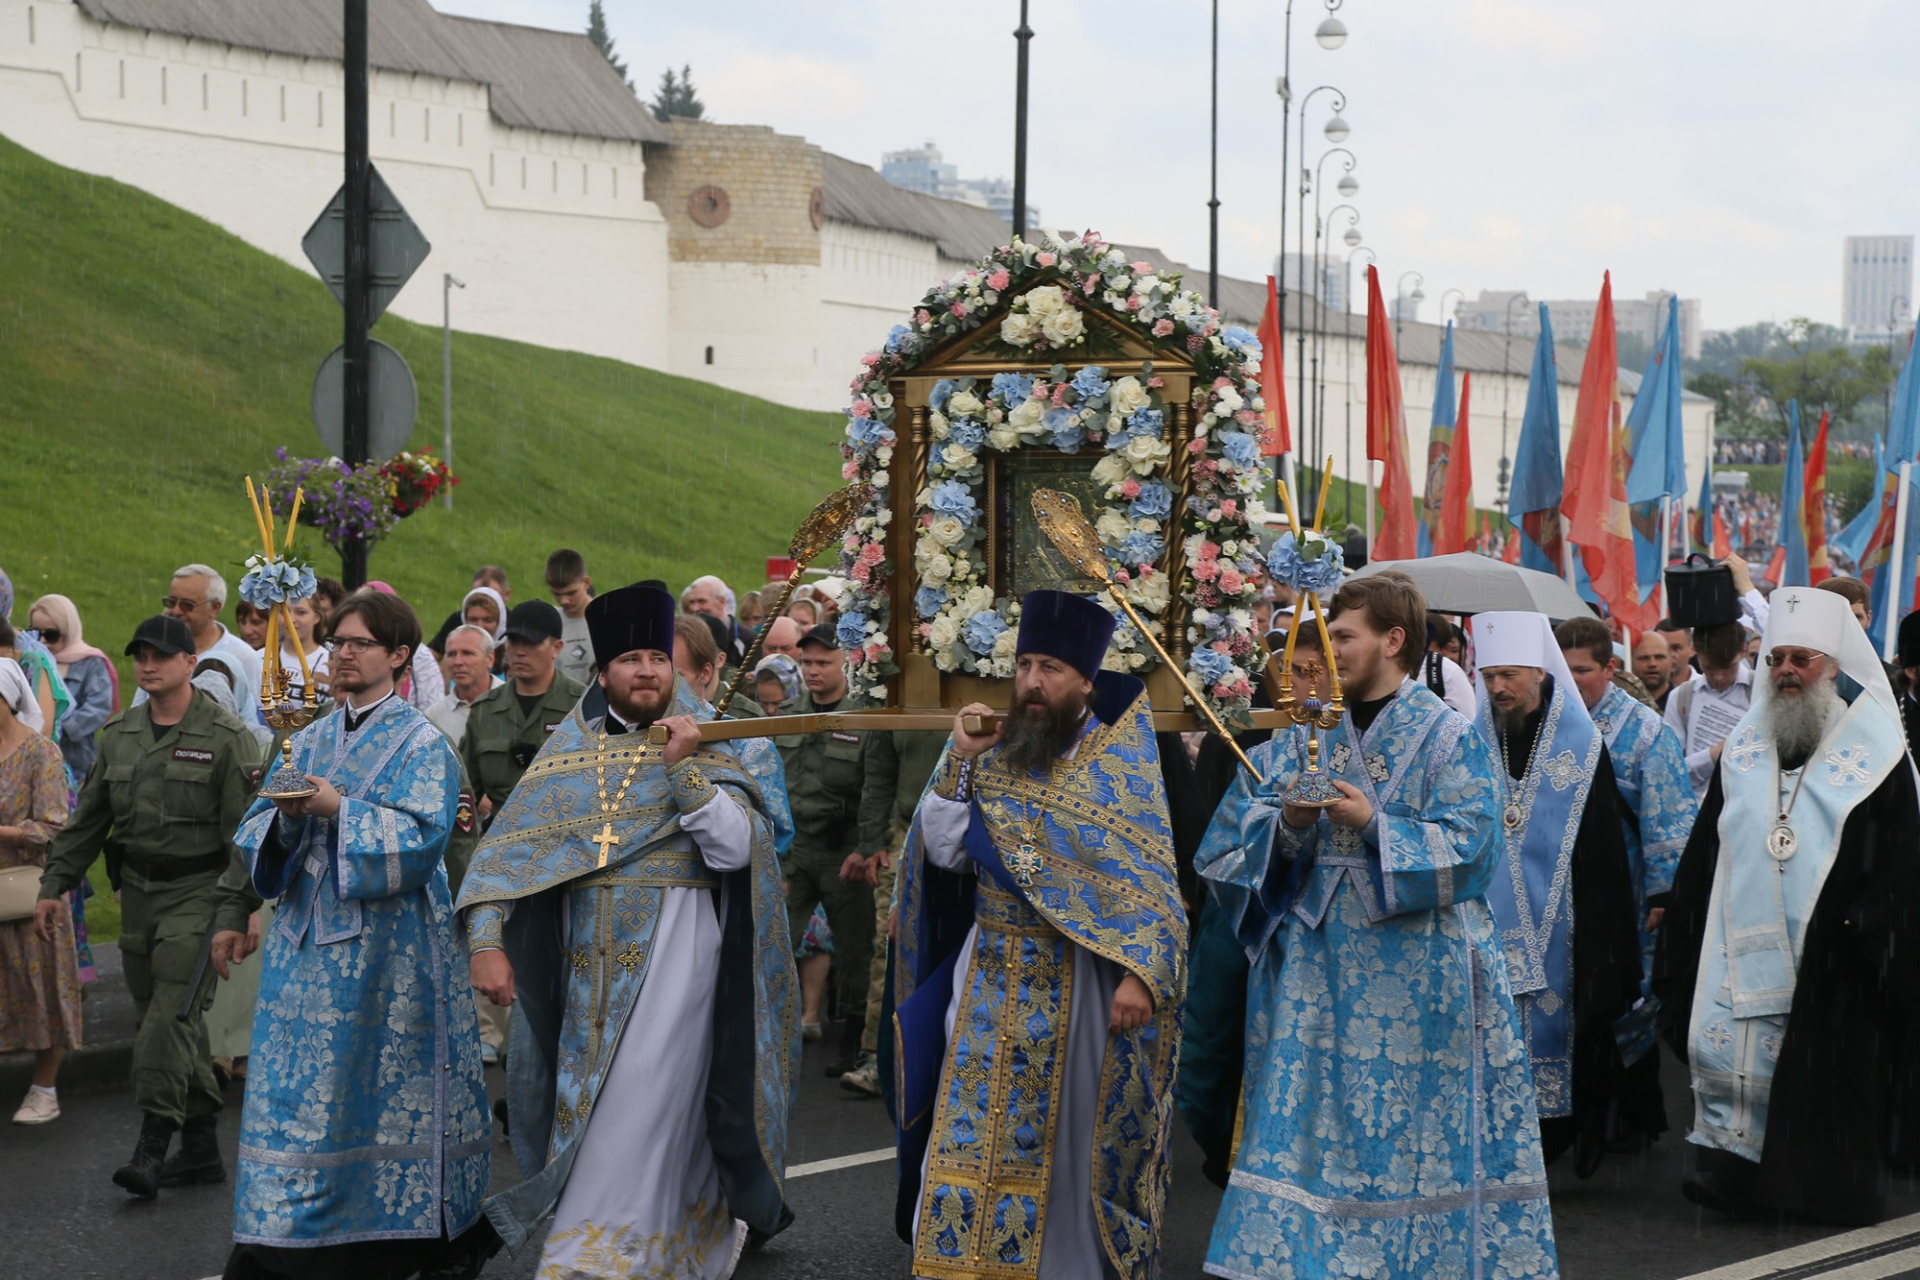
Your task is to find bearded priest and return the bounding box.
[1195,571,1557,1280]
[1471,611,1642,1179]
[894,590,1186,1280]
[457,583,799,1276]
[1657,586,1920,1224]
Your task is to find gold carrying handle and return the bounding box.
[643,707,1297,746]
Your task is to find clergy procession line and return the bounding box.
[3,547,1920,1280]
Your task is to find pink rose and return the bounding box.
[1220,499,1238,517]
[1113,568,1131,584]
[1126,295,1143,311]
[951,303,969,318]
[841,461,860,480]
[861,353,880,368]
[1037,251,1056,267]
[1029,382,1050,400]
[1132,261,1152,273]
[988,270,1011,290]
[1188,439,1207,455]
[1219,568,1245,594]
[1152,319,1175,337]
[1147,375,1165,388]
[1121,480,1142,499]
[1211,683,1232,699]
[860,542,885,566]
[1083,273,1101,295]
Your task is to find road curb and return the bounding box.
[0,1039,134,1100]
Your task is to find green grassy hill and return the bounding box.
[0,133,846,668]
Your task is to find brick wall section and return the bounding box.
[645,118,823,265]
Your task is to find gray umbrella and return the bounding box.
[1348,553,1597,620]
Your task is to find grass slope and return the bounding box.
[0,133,846,673]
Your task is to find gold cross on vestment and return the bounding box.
[1007,842,1044,887]
[591,821,619,869]
[615,941,644,972]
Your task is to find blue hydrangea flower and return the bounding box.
[884,324,915,355]
[915,585,948,619]
[1070,366,1111,403]
[1118,530,1165,565]
[1222,325,1262,361]
[948,420,987,452]
[1218,430,1260,468]
[928,480,978,521]
[1182,311,1211,333]
[1129,481,1173,522]
[1121,408,1165,441]
[1045,408,1086,452]
[836,611,868,648]
[1267,532,1347,595]
[846,412,891,449]
[962,609,1008,656]
[929,379,956,413]
[1190,646,1235,685]
[991,372,1035,404]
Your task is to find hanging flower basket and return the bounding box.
[382,450,460,516]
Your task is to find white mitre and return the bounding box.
[1471,610,1592,730]
[1762,587,1904,754]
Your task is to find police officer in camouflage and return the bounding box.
[459,601,585,831]
[774,624,875,1076]
[34,616,261,1199]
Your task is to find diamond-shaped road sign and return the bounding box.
[301,165,431,324]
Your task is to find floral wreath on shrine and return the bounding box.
[835,230,1272,724]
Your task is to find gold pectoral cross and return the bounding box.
[591,821,619,869]
[1008,841,1044,887]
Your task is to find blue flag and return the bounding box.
[1833,434,1885,568]
[1509,306,1565,576]
[1417,322,1457,558]
[1777,402,1809,587]
[1690,454,1716,555]
[1868,329,1920,650]
[1625,298,1685,601]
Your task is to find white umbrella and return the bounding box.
[1348,553,1596,620]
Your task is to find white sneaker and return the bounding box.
[12,1090,59,1125]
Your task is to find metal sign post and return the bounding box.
[342,0,372,588]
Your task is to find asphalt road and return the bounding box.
[4,1041,1917,1280]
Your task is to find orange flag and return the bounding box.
[1364,266,1418,559]
[1564,272,1653,628]
[1257,275,1291,456]
[1436,372,1475,554]
[1712,510,1732,559]
[1804,409,1832,583]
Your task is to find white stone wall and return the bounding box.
[0,0,670,371]
[815,221,967,410]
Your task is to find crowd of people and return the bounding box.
[1,544,1918,1280]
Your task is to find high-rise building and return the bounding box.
[1455,288,1701,360]
[879,141,1037,231]
[1842,235,1913,337]
[1277,252,1348,313]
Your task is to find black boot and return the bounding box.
[159,1114,225,1187]
[113,1114,178,1200]
[823,1014,866,1078]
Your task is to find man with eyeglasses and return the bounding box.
[145,564,264,727]
[1658,587,1920,1225]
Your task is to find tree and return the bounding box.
[586,2,629,89]
[1687,370,1766,437]
[652,65,705,123]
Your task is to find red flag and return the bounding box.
[1436,372,1475,554]
[1257,275,1291,456]
[1766,544,1787,585]
[1503,528,1521,564]
[1711,510,1731,559]
[1804,410,1831,583]
[1563,272,1652,628]
[1364,266,1418,559]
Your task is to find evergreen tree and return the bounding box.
[586,1,629,89]
[651,64,706,122]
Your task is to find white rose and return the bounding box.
[928,514,967,547]
[875,444,894,465]
[941,444,977,470]
[916,532,942,560]
[1135,274,1159,294]
[991,656,1015,679]
[872,390,894,410]
[1095,508,1134,544]
[1212,386,1245,417]
[993,628,1018,657]
[928,410,950,441]
[1127,650,1148,671]
[929,614,961,650]
[1128,574,1171,613]
[1092,453,1130,486]
[1001,312,1040,346]
[1123,434,1172,474]
[1109,376,1151,416]
[948,389,984,417]
[1109,273,1131,292]
[1023,283,1067,317]
[961,585,996,616]
[923,553,954,584]
[987,425,1020,450]
[871,470,890,489]
[1007,397,1046,433]
[1042,306,1086,345]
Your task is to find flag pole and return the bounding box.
[1657,494,1673,617]
[1885,460,1912,662]
[1364,462,1374,548]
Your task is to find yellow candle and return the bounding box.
[258,482,277,552]
[244,477,274,557]
[1312,455,1333,531]
[281,601,315,696]
[261,608,280,709]
[284,486,304,552]
[1276,478,1303,537]
[1312,598,1344,701]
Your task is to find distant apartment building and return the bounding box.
[1842,235,1913,337]
[879,141,1037,231]
[1455,289,1701,359]
[1276,252,1350,313]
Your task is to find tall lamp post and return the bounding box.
[1295,85,1348,515]
[1498,292,1530,518]
[1012,1,1033,241]
[1439,287,1464,331]
[1394,270,1424,348]
[1307,145,1356,471]
[1275,2,1347,504]
[1313,195,1360,477]
[1344,244,1375,521]
[441,273,465,512]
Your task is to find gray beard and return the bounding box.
[1769,679,1840,771]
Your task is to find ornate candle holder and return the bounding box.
[240,476,323,800]
[1266,460,1349,809]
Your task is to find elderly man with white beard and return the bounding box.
[1657,586,1920,1225]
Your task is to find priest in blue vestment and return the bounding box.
[456,583,798,1278]
[1471,612,1641,1179]
[894,590,1186,1280]
[1556,616,1697,1144]
[1196,570,1558,1280]
[1658,587,1920,1224]
[210,589,497,1280]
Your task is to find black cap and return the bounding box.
[797,623,840,651]
[586,585,676,664]
[125,615,194,657]
[502,600,564,643]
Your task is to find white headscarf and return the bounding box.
[461,586,507,643]
[0,656,43,732]
[1471,610,1594,732]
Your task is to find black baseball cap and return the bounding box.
[797,623,840,651]
[125,615,195,657]
[502,600,564,643]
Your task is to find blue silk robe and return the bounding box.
[1197,680,1558,1280]
[229,697,491,1248]
[894,673,1186,1280]
[1589,684,1695,992]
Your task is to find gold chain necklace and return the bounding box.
[1496,711,1545,832]
[589,731,653,869]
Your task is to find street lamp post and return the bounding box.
[442,273,465,512]
[1499,292,1530,518]
[1439,287,1464,330]
[1296,85,1347,515]
[1313,192,1359,481]
[1012,0,1033,241]
[1345,245,1375,522]
[1394,270,1424,348]
[1208,0,1220,305]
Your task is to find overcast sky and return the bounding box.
[442,0,1919,334]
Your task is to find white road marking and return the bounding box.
[786,1146,895,1179]
[1678,1212,1920,1279]
[1822,1244,1920,1280]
